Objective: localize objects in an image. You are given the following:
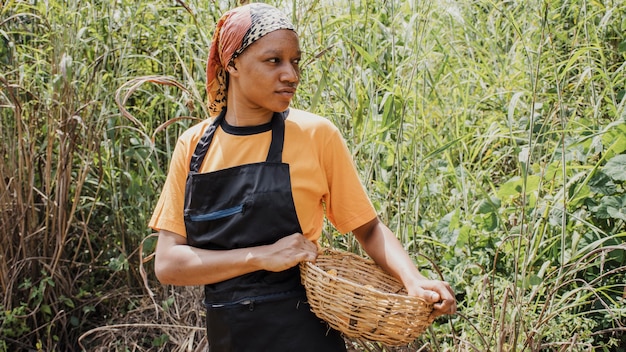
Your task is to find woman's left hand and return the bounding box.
[352,218,457,322]
[405,279,457,322]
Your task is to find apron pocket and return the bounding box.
[188,203,244,222]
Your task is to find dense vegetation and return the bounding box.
[1,0,625,350]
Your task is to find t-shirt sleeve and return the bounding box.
[322,126,377,234]
[148,135,190,237]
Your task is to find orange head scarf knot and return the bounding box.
[206,3,295,117]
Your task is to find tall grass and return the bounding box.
[1,1,112,349]
[1,0,625,351]
[0,1,216,350]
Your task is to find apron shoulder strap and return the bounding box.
[266,110,287,163]
[190,112,224,172]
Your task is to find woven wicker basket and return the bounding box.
[300,249,433,346]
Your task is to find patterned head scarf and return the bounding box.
[206,3,296,117]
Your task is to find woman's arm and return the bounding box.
[154,229,318,286]
[352,217,457,321]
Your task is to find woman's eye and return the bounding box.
[268,58,279,63]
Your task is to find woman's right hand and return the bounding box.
[258,233,318,272]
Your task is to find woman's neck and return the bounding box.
[224,104,273,127]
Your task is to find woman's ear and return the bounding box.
[226,61,238,76]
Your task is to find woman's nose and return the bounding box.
[281,63,299,83]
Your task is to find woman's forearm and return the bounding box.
[154,230,264,285]
[352,218,425,285]
[154,229,317,286]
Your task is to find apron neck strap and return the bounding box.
[189,109,288,172]
[266,110,286,163]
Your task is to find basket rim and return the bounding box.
[301,248,430,305]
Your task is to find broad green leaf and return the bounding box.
[497,175,541,199]
[475,212,498,231]
[589,195,626,219]
[60,295,75,309]
[607,203,626,222]
[569,184,590,208]
[456,225,470,247]
[436,210,460,246]
[603,154,626,181]
[588,171,617,195]
[41,304,52,316]
[602,122,626,157]
[476,197,501,214]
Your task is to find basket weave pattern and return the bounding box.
[300,249,433,346]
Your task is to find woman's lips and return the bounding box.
[276,87,296,98]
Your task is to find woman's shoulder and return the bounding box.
[177,119,215,143]
[285,108,340,135]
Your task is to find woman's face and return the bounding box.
[228,29,301,115]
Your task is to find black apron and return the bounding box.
[183,109,346,352]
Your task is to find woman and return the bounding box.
[150,3,456,351]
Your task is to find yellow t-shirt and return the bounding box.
[149,108,377,241]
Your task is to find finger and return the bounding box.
[433,283,455,306]
[303,238,316,251]
[434,281,454,299]
[297,242,317,262]
[427,290,440,303]
[302,248,317,261]
[428,304,455,321]
[433,298,457,315]
[409,287,441,303]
